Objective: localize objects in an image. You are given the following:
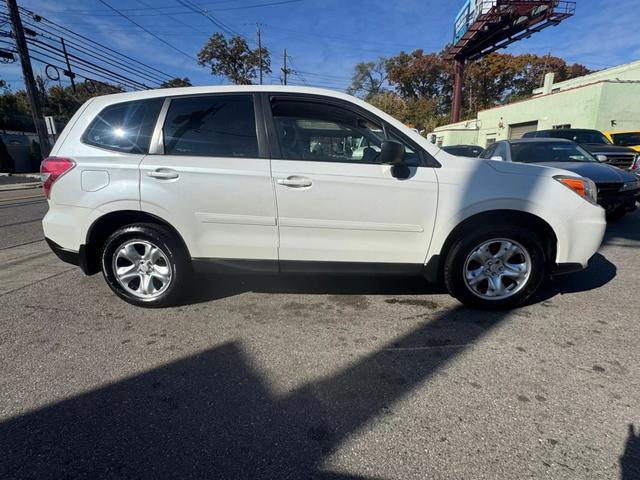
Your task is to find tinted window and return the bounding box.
[163,95,258,157]
[480,144,497,159]
[510,142,597,163]
[611,132,640,146]
[540,130,611,145]
[493,142,508,159]
[442,145,483,157]
[82,98,163,154]
[271,99,419,165]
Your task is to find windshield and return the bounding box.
[611,132,640,147]
[546,130,611,145]
[510,142,598,164]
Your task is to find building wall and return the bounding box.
[595,83,640,132]
[532,60,640,95]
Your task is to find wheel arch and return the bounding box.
[425,209,557,283]
[83,210,191,275]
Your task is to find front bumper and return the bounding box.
[598,189,640,212]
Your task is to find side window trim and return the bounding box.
[148,97,171,155]
[148,93,267,158]
[261,92,439,167]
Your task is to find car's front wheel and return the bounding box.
[101,223,190,307]
[444,226,545,309]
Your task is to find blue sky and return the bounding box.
[2,0,640,91]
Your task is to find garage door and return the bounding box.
[509,121,538,139]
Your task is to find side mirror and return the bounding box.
[380,140,406,165]
[596,154,608,163]
[490,155,504,162]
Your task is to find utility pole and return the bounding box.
[451,58,464,123]
[281,48,289,85]
[60,37,76,93]
[6,0,50,159]
[256,23,263,85]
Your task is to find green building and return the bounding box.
[432,60,640,148]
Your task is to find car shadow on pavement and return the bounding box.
[0,306,510,480]
[180,252,616,308]
[182,273,447,305]
[620,424,640,480]
[529,252,617,305]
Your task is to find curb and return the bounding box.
[0,182,42,192]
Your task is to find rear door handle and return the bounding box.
[277,176,312,188]
[147,169,179,180]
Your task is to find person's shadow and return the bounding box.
[620,424,640,479]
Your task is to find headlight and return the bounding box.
[554,175,598,205]
[621,180,640,191]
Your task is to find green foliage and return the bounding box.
[198,33,270,85]
[347,58,387,99]
[160,77,192,88]
[354,51,593,131]
[0,75,124,131]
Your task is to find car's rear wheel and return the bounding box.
[101,223,190,307]
[444,226,545,309]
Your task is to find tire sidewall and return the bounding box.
[101,224,185,308]
[444,226,545,309]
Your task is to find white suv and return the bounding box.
[42,86,606,309]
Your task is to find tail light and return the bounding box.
[40,157,75,199]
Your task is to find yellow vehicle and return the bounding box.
[604,131,640,152]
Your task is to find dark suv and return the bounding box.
[523,128,639,171]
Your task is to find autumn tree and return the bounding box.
[198,33,270,85]
[347,57,387,99]
[160,77,192,88]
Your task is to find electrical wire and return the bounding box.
[96,0,198,61]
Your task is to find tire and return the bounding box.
[100,223,191,308]
[443,225,546,310]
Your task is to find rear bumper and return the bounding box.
[45,238,91,275]
[551,262,584,276]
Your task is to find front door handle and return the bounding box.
[147,169,179,180]
[277,176,312,188]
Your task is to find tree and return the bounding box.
[198,33,270,85]
[160,77,192,88]
[347,58,387,99]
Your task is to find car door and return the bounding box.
[265,94,439,272]
[139,93,278,267]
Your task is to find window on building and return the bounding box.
[163,94,259,157]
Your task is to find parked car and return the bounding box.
[603,130,640,153]
[441,144,484,157]
[522,128,640,171]
[42,86,606,309]
[481,138,640,220]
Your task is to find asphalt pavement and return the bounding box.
[0,188,638,479]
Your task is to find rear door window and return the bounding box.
[82,98,163,154]
[162,94,258,158]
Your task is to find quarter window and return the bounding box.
[82,98,163,154]
[163,95,258,157]
[270,99,419,165]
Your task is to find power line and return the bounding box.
[35,0,305,16]
[175,0,242,38]
[16,7,175,80]
[18,20,169,85]
[96,0,198,61]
